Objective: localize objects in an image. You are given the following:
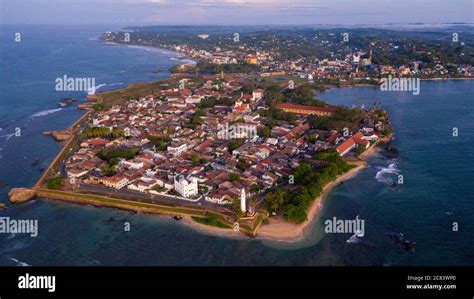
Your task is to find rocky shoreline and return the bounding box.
[8,188,36,203]
[42,130,72,141]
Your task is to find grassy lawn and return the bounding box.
[191,216,232,229]
[99,81,167,106]
[37,189,208,216]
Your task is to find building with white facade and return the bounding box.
[240,188,247,213]
[100,174,129,190]
[167,142,187,156]
[174,176,198,198]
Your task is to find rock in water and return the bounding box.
[8,188,36,203]
[52,130,71,141]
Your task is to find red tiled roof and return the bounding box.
[336,138,355,154]
[179,89,192,96]
[86,138,108,146]
[353,132,369,146]
[233,105,247,111]
[352,132,364,140]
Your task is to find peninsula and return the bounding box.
[15,68,392,241]
[26,26,468,241]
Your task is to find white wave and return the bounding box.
[126,45,180,56]
[107,82,124,87]
[346,232,362,244]
[375,163,400,184]
[9,257,31,267]
[87,258,101,265]
[0,133,15,141]
[181,59,196,65]
[31,108,62,118]
[127,45,160,53]
[87,83,107,95]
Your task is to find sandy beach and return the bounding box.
[256,162,367,242]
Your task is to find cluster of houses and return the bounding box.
[65,75,384,207]
[157,35,474,83]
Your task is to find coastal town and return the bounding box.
[65,80,385,202]
[104,28,474,84]
[2,0,474,293]
[11,25,473,238]
[22,63,392,237]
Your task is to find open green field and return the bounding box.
[37,189,209,216]
[99,81,167,106]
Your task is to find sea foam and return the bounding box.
[31,108,62,118]
[346,232,362,244]
[375,163,400,184]
[9,257,31,267]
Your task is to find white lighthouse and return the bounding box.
[240,188,246,213]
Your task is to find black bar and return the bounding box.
[0,267,472,298]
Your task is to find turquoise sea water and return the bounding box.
[1,25,473,266]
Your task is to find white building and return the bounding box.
[127,178,158,193]
[100,175,129,190]
[174,176,198,198]
[240,188,247,213]
[252,89,264,101]
[167,142,187,156]
[67,168,88,179]
[119,160,144,170]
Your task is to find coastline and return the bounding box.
[105,41,196,66]
[173,135,390,243]
[33,40,196,187]
[25,39,395,244]
[256,134,392,243]
[179,216,246,240]
[256,162,367,242]
[323,77,474,93]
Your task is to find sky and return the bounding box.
[0,0,473,26]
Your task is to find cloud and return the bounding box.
[0,0,472,25]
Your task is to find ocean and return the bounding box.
[1,25,473,266]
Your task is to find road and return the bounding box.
[77,182,234,217]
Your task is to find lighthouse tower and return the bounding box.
[240,188,246,213]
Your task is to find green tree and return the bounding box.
[229,172,241,182]
[46,176,64,190]
[92,103,105,111]
[191,154,205,166]
[228,138,244,153]
[265,189,288,213]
